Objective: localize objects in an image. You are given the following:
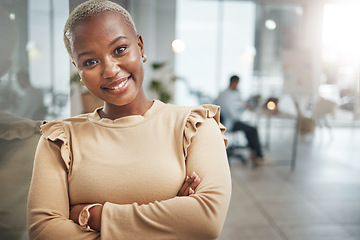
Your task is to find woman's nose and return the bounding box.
[102,57,120,79]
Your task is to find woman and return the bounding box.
[27,1,231,239]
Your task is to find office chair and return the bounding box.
[220,115,249,164]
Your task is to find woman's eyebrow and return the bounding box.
[109,36,127,47]
[77,51,93,61]
[76,36,127,61]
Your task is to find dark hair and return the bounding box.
[230,75,240,84]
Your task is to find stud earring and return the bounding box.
[142,55,147,63]
[80,79,85,86]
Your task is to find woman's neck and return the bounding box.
[100,95,153,120]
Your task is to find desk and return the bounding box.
[255,110,298,170]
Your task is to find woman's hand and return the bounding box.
[177,172,201,196]
[70,204,86,225]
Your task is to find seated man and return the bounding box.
[215,75,269,166]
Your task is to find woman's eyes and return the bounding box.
[81,46,127,67]
[114,46,126,55]
[83,59,98,67]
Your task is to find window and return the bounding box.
[174,0,256,105]
[0,0,70,120]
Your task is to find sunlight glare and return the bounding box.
[323,3,360,61]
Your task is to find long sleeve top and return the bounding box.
[27,100,231,240]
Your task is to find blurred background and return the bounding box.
[1,0,359,124]
[0,0,360,239]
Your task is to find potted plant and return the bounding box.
[148,62,176,103]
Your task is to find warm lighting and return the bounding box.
[265,19,276,30]
[266,101,276,111]
[172,39,186,53]
[264,97,278,112]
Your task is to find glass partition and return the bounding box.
[174,0,256,106]
[174,0,359,126]
[321,3,360,124]
[0,0,70,121]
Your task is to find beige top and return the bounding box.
[27,100,231,240]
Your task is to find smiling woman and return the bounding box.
[27,1,231,240]
[69,11,149,119]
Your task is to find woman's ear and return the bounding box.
[137,35,145,56]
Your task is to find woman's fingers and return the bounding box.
[177,172,201,196]
[177,176,191,196]
[188,172,201,193]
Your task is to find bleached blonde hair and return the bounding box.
[63,0,137,60]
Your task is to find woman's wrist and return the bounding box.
[88,204,103,231]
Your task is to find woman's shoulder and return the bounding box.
[159,102,222,129]
[168,103,222,125]
[171,103,226,157]
[164,102,221,117]
[179,103,223,130]
[40,113,89,140]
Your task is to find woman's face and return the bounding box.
[71,13,145,107]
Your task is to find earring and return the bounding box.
[142,55,147,63]
[80,79,85,86]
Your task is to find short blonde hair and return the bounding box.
[63,0,137,59]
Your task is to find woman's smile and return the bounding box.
[102,75,131,94]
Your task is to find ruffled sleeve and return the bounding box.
[184,104,228,158]
[40,121,72,171]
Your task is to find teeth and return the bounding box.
[109,79,127,90]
